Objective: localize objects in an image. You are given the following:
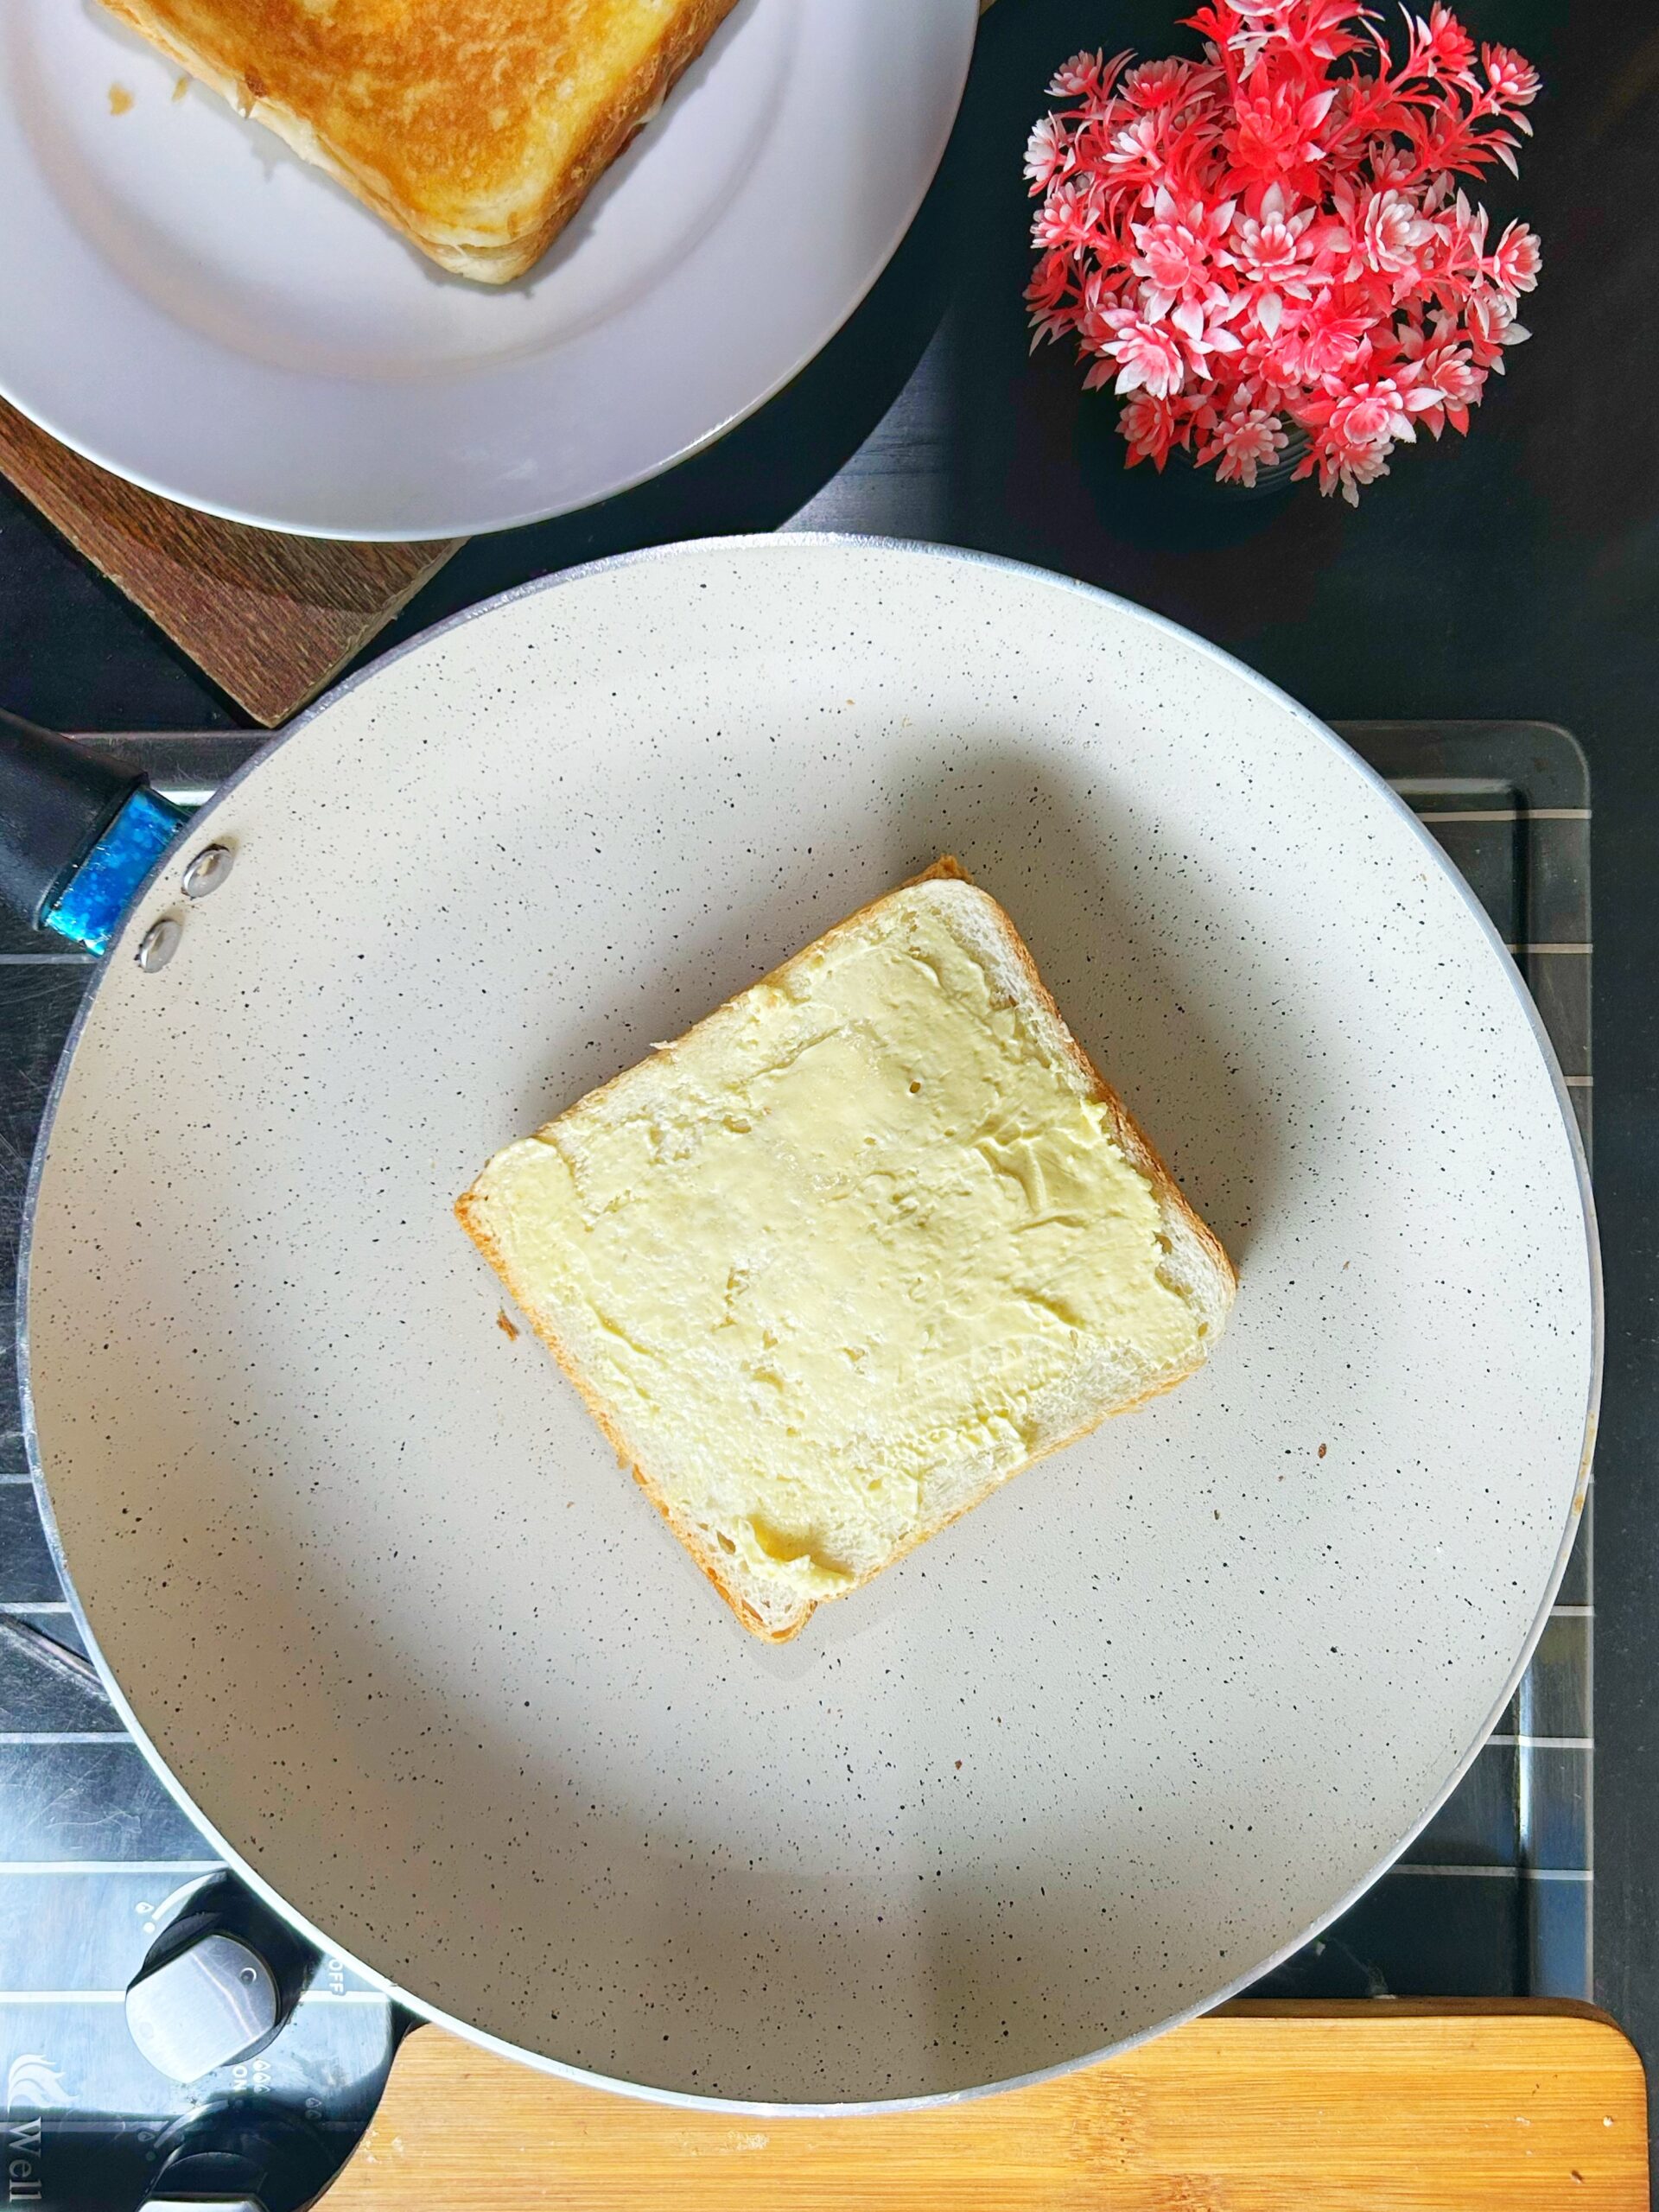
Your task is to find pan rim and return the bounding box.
[16,533,1603,2113]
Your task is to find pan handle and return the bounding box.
[0,709,187,952]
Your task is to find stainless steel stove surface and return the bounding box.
[0,722,1592,2209]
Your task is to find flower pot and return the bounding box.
[1160,423,1310,503]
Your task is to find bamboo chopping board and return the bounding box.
[324,2000,1647,2211]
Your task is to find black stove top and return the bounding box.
[0,718,1592,2211]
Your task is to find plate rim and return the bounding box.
[18,534,1603,2110]
[0,4,979,539]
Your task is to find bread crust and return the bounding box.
[457,859,1237,1641]
[98,0,743,284]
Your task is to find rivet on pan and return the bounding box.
[181,843,234,899]
[136,918,181,973]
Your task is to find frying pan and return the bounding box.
[7,537,1598,2110]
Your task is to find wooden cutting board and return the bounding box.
[323,1999,1648,2210]
[0,397,461,728]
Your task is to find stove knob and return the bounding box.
[127,1929,282,2084]
[140,2133,270,2212]
[139,2104,328,2212]
[126,1873,313,2083]
[142,2198,264,2212]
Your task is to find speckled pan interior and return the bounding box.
[23,538,1597,2108]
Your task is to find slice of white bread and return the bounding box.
[457,861,1236,1640]
[98,0,742,283]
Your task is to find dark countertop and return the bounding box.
[3,0,1654,2136]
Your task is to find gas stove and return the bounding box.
[0,720,1592,2210]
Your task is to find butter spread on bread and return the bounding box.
[457,861,1236,1639]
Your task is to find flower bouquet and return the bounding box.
[1025,3,1541,501]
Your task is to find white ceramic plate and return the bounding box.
[26,540,1598,2107]
[0,3,976,538]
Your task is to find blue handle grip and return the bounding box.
[42,786,188,954]
[0,710,187,952]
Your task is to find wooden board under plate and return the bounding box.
[0,397,460,728]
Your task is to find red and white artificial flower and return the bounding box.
[1026,2,1541,501]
